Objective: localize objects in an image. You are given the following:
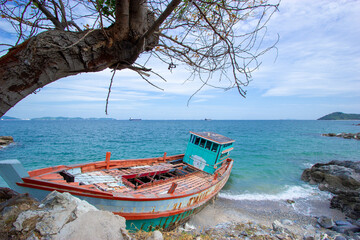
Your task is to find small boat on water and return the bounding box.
[0,131,235,231]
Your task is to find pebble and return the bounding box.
[272,220,286,233]
[334,236,347,240]
[318,216,335,229]
[240,230,248,236]
[303,232,315,240]
[335,220,352,226]
[303,224,316,231]
[146,230,163,240]
[304,237,315,240]
[281,219,294,225]
[286,199,295,204]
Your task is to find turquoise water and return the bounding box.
[1,120,359,200]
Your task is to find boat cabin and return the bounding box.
[184,132,235,174]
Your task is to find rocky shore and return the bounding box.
[0,136,14,148]
[322,133,360,140]
[0,187,357,240]
[2,159,359,239]
[302,160,360,220]
[302,160,360,239]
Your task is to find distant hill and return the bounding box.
[0,116,20,120]
[31,117,116,120]
[86,118,117,120]
[318,112,360,120]
[31,117,83,120]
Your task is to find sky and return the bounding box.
[1,0,360,120]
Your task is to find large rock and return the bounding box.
[0,136,14,147]
[1,190,129,239]
[302,161,360,219]
[13,191,100,237]
[56,210,128,240]
[322,133,360,140]
[39,190,98,218]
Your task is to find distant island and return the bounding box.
[1,116,117,121]
[318,112,360,120]
[0,116,21,120]
[31,117,117,121]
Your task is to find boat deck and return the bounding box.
[22,154,230,199]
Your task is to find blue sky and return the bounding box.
[2,0,360,120]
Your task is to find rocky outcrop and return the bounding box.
[302,160,360,219]
[0,136,14,147]
[322,133,360,140]
[316,216,360,235]
[2,187,356,239]
[0,188,130,240]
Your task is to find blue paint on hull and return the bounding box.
[126,205,206,231]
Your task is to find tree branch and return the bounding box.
[32,0,64,30]
[113,0,130,39]
[137,0,181,49]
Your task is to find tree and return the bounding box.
[0,0,279,117]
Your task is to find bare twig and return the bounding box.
[32,0,64,29]
[105,63,119,115]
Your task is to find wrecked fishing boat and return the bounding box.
[0,131,235,231]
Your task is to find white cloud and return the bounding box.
[251,0,360,98]
[2,0,360,119]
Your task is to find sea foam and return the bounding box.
[219,184,331,201]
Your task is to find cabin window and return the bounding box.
[205,141,212,150]
[194,137,200,145]
[190,135,195,143]
[211,143,218,152]
[199,139,206,148]
[220,152,229,158]
[222,143,232,149]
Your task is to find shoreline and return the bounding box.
[0,187,353,239]
[187,195,347,237]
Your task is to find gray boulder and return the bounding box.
[8,191,129,239]
[302,161,360,219]
[56,210,128,240]
[317,216,335,229]
[39,190,97,218]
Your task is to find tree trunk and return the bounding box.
[0,1,156,117]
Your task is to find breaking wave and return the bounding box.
[219,184,332,201]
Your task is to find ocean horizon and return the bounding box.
[1,119,359,208]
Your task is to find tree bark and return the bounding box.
[0,1,155,117]
[0,0,183,117]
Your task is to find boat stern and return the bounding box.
[0,159,29,192]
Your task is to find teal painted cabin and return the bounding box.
[184,132,235,174]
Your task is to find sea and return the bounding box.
[1,120,359,215]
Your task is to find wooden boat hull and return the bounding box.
[0,155,233,231]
